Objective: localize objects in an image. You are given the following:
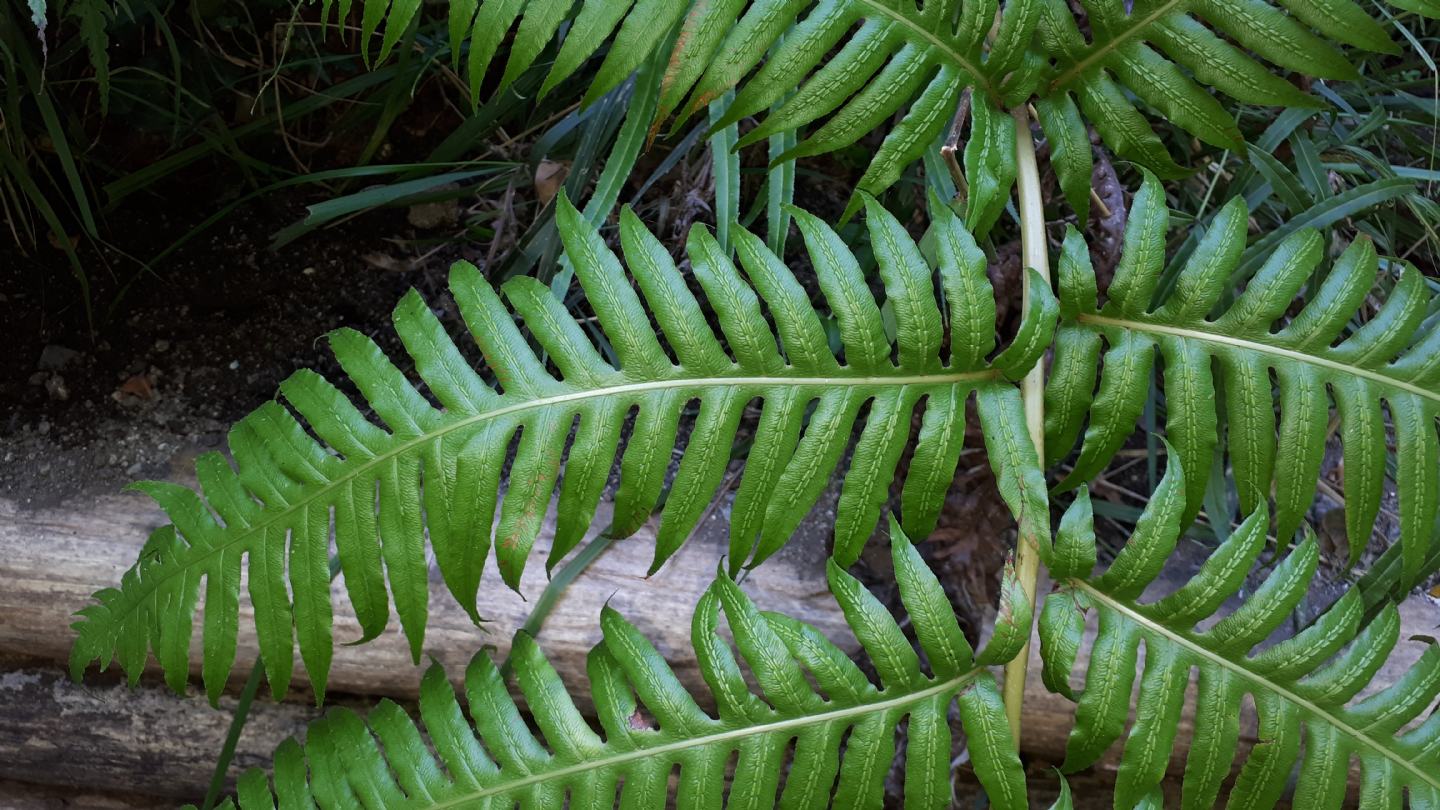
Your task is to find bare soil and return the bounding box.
[1,186,472,509]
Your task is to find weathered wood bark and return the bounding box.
[0,659,321,802]
[0,441,853,801]
[3,442,1437,804]
[0,777,173,809]
[0,445,852,702]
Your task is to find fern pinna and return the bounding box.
[1046,171,1440,589]
[333,0,1436,221]
[208,530,1030,810]
[70,192,1055,704]
[332,0,1033,228]
[1041,457,1440,808]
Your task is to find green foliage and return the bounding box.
[65,7,1440,799]
[336,0,1437,217]
[1162,95,1440,298]
[1041,460,1440,808]
[72,166,1440,802]
[418,0,1031,219]
[70,190,1056,704]
[20,0,113,102]
[208,530,1028,809]
[1046,170,1440,589]
[1032,0,1416,198]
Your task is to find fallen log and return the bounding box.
[0,659,320,802]
[0,441,853,799]
[0,777,171,810]
[0,444,852,703]
[3,442,1436,803]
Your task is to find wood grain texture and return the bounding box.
[1,445,852,703]
[5,444,1437,804]
[0,442,853,800]
[0,777,175,809]
[0,662,320,801]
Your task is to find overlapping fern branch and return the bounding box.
[206,530,1031,810]
[407,0,1038,226]
[1040,455,1440,808]
[328,0,1435,221]
[1031,0,1436,217]
[1045,170,1440,590]
[71,191,1055,703]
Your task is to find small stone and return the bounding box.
[38,344,80,371]
[28,371,48,386]
[302,266,317,276]
[36,420,49,435]
[228,360,240,371]
[117,374,154,400]
[44,375,69,401]
[154,339,171,352]
[408,195,461,230]
[38,463,51,475]
[125,461,143,476]
[361,252,408,273]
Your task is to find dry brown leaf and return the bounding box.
[534,160,570,207]
[116,374,155,400]
[361,252,409,273]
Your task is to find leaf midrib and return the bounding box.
[1075,580,1440,791]
[853,0,997,100]
[427,668,982,807]
[1078,313,1440,405]
[101,369,998,632]
[1046,0,1192,93]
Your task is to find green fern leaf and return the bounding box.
[1048,773,1076,809]
[1041,455,1440,808]
[336,0,1439,225]
[1029,0,1427,206]
[71,194,1052,702]
[1047,170,1440,590]
[209,530,1028,809]
[671,0,1039,215]
[341,0,1432,220]
[336,0,1040,212]
[340,0,691,106]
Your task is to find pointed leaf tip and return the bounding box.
[977,557,1032,666]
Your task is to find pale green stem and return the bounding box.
[1001,104,1051,741]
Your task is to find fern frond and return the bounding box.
[1041,459,1440,808]
[71,193,1053,703]
[1045,170,1440,590]
[1029,0,1432,214]
[337,0,1435,221]
[67,0,112,107]
[331,0,1039,225]
[210,529,1028,809]
[320,0,689,108]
